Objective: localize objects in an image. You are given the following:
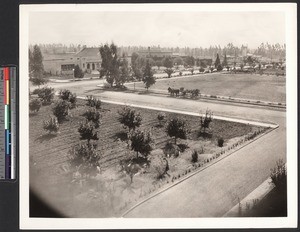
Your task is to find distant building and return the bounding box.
[43,47,101,76]
[43,53,76,76]
[74,47,101,73]
[138,47,172,59]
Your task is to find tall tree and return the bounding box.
[222,54,228,67]
[155,60,162,69]
[142,60,155,90]
[29,45,47,87]
[131,52,139,68]
[162,56,174,78]
[31,45,44,76]
[214,53,221,68]
[117,55,129,87]
[99,43,120,87]
[184,56,195,67]
[173,57,184,66]
[29,49,34,74]
[162,56,173,68]
[132,56,147,81]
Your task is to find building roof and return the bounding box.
[43,53,74,61]
[75,47,100,57]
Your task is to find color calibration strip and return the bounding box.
[0,66,16,180]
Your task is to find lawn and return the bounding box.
[29,97,266,218]
[127,73,286,103]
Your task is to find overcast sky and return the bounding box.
[29,11,285,48]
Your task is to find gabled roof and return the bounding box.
[75,47,100,57]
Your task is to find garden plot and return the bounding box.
[29,98,269,218]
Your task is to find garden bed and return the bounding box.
[29,97,269,217]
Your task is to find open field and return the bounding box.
[29,98,264,217]
[127,73,286,103]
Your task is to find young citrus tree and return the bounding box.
[128,129,154,159]
[118,106,142,132]
[166,117,189,144]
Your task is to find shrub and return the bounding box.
[30,76,48,87]
[163,142,181,157]
[59,89,77,108]
[86,95,101,109]
[68,93,77,109]
[157,112,166,126]
[83,108,101,128]
[118,106,142,132]
[179,71,182,76]
[152,156,169,180]
[218,137,224,147]
[29,98,42,113]
[37,87,54,105]
[191,150,198,163]
[52,99,70,123]
[199,67,205,72]
[43,117,59,134]
[217,64,223,71]
[78,121,99,143]
[74,64,84,78]
[59,89,72,101]
[270,159,287,192]
[69,143,100,177]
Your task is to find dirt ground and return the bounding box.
[29,98,263,217]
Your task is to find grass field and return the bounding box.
[29,98,264,217]
[128,73,286,103]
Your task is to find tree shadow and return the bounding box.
[35,133,57,143]
[121,156,150,168]
[198,131,213,139]
[111,131,128,142]
[177,143,189,152]
[154,123,164,129]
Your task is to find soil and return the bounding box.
[29,98,263,217]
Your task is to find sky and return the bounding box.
[29,11,285,49]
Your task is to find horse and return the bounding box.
[168,87,180,97]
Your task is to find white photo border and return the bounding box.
[19,3,297,230]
